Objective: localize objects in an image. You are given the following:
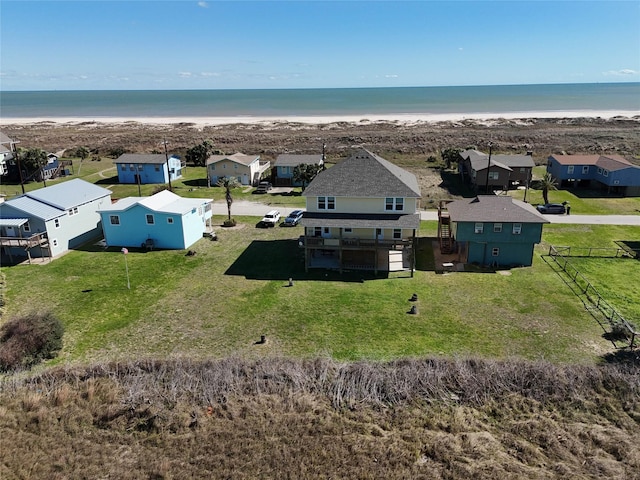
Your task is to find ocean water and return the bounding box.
[1,83,639,119]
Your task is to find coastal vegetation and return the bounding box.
[1,118,639,477]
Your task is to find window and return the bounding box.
[129,164,135,171]
[167,217,174,224]
[512,223,522,235]
[314,227,322,237]
[234,164,238,169]
[474,222,484,234]
[493,223,502,233]
[344,227,352,233]
[318,196,335,210]
[520,167,526,173]
[52,239,58,247]
[603,170,609,177]
[393,229,402,239]
[385,197,404,211]
[582,166,589,174]
[146,214,155,225]
[211,164,215,170]
[488,172,499,180]
[23,222,31,232]
[492,247,500,257]
[155,165,160,172]
[68,207,78,216]
[567,165,574,174]
[54,219,60,229]
[110,215,120,225]
[137,164,143,171]
[597,167,603,174]
[120,164,126,171]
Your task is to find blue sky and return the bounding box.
[1,0,639,91]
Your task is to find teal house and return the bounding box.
[444,196,548,267]
[98,190,213,250]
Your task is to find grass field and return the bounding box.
[3,219,636,367]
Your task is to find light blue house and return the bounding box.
[99,190,213,250]
[0,179,112,262]
[442,196,549,267]
[115,153,183,185]
[273,154,324,187]
[547,154,640,196]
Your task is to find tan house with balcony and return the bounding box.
[300,149,421,274]
[206,152,270,186]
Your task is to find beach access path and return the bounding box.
[211,201,640,226]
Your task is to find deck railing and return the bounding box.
[0,232,49,249]
[304,236,411,249]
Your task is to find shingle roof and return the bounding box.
[0,132,15,145]
[549,154,632,168]
[206,152,259,166]
[446,196,549,224]
[115,154,176,165]
[274,154,324,167]
[595,156,637,172]
[300,212,421,229]
[25,178,111,210]
[303,149,421,198]
[462,149,535,172]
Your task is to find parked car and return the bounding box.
[259,209,280,227]
[253,181,273,194]
[282,209,304,226]
[536,203,566,214]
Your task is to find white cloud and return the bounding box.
[384,74,399,78]
[200,72,221,77]
[179,72,193,78]
[198,2,208,8]
[603,69,638,76]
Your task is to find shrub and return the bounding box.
[0,312,64,372]
[223,219,237,227]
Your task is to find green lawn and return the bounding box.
[3,220,633,367]
[508,165,640,215]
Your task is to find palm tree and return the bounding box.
[216,176,240,224]
[293,163,322,191]
[539,172,558,204]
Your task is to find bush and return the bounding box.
[0,312,64,372]
[223,219,237,227]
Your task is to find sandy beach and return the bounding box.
[1,110,638,127]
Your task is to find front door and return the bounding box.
[322,227,331,239]
[376,228,383,241]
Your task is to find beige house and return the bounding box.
[300,149,421,274]
[206,152,270,186]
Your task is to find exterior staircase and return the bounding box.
[438,200,454,254]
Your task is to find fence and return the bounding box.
[548,245,638,348]
[550,245,638,259]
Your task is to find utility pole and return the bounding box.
[485,142,493,194]
[163,139,172,190]
[13,141,25,194]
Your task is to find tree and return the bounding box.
[441,148,461,170]
[17,147,47,182]
[216,176,240,224]
[293,163,322,191]
[539,172,558,204]
[186,140,219,167]
[75,146,90,161]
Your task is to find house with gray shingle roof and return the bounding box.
[0,178,112,262]
[206,152,270,186]
[115,153,182,185]
[441,195,548,267]
[546,154,640,196]
[459,149,535,192]
[300,149,421,274]
[273,153,324,186]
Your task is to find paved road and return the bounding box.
[212,200,640,226]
